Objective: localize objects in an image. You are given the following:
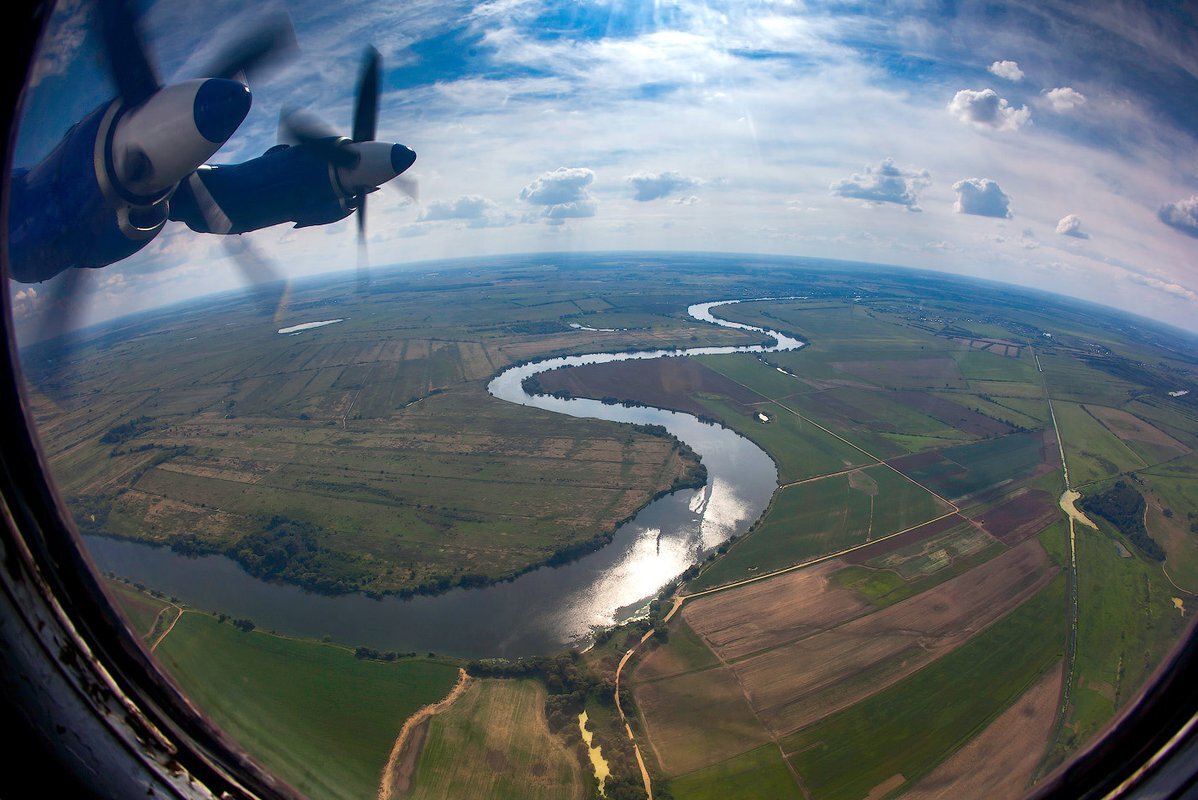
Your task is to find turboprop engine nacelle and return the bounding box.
[8,78,251,283]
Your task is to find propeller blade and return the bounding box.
[200,13,297,85]
[33,268,88,350]
[352,47,381,143]
[97,0,161,107]
[278,109,357,167]
[357,192,368,242]
[222,237,290,321]
[278,108,341,144]
[393,174,420,204]
[357,237,372,294]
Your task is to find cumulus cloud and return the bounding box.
[520,167,597,222]
[416,195,510,226]
[952,178,1013,218]
[947,89,1031,131]
[673,195,700,206]
[1158,195,1198,238]
[831,158,930,211]
[626,171,701,201]
[1044,87,1086,111]
[988,60,1024,81]
[1056,214,1090,238]
[10,287,41,320]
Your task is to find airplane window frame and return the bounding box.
[0,2,1196,798]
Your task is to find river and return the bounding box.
[86,300,804,658]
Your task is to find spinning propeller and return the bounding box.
[279,47,417,291]
[35,0,296,344]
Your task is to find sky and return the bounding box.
[9,0,1198,334]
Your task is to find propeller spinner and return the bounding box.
[278,46,417,289]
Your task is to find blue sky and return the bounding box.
[10,0,1198,333]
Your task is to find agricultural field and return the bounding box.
[153,610,461,800]
[25,256,1198,800]
[687,464,953,590]
[405,679,585,800]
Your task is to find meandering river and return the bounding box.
[86,300,804,658]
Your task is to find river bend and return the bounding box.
[87,300,804,658]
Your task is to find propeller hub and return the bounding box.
[194,78,252,144]
[112,79,252,198]
[334,140,415,196]
[391,144,417,175]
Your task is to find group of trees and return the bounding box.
[224,516,370,594]
[1079,480,1165,561]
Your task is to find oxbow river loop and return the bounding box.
[88,300,804,658]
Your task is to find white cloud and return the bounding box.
[988,60,1024,82]
[1158,195,1198,238]
[520,167,594,205]
[626,171,701,201]
[1127,273,1198,303]
[953,178,1013,218]
[1056,214,1090,239]
[418,195,501,225]
[831,158,930,210]
[1044,87,1087,112]
[947,88,1031,131]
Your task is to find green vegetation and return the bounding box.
[831,531,1006,610]
[689,465,949,590]
[1050,523,1186,765]
[1079,480,1164,560]
[783,576,1066,800]
[153,612,460,800]
[669,744,801,800]
[1053,402,1146,487]
[105,578,171,638]
[409,679,584,800]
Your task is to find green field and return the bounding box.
[1053,402,1147,487]
[1051,521,1187,762]
[409,679,584,800]
[154,613,460,800]
[106,579,172,639]
[669,744,801,800]
[896,430,1050,503]
[689,464,950,590]
[782,576,1066,800]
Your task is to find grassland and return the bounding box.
[669,744,801,800]
[1048,519,1187,764]
[153,611,461,800]
[28,264,755,595]
[407,679,585,800]
[105,578,172,638]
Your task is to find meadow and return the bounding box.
[152,611,461,800]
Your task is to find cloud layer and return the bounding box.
[953,178,1013,218]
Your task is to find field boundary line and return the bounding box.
[148,603,184,652]
[377,668,472,800]
[682,510,960,600]
[706,363,961,513]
